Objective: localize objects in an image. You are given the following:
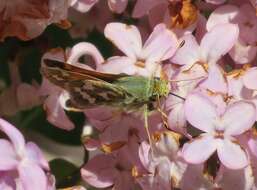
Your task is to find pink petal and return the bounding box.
[243,67,257,90]
[18,163,47,190]
[229,38,257,64]
[217,139,248,169]
[138,141,151,170]
[180,164,214,190]
[182,134,217,164]
[200,64,227,93]
[148,3,168,28]
[71,0,97,12]
[100,56,136,75]
[171,34,200,67]
[0,119,25,154]
[44,95,75,130]
[113,172,134,190]
[81,154,117,188]
[200,24,239,64]
[205,0,226,4]
[0,139,18,170]
[248,137,257,158]
[108,0,128,14]
[223,101,256,136]
[184,93,217,133]
[25,142,49,170]
[167,104,187,134]
[195,14,207,42]
[141,24,178,62]
[67,42,104,69]
[215,165,253,190]
[104,23,142,59]
[206,5,239,31]
[132,0,167,18]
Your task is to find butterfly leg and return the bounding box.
[144,104,153,151]
[156,95,169,129]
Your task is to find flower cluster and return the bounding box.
[0,0,257,189]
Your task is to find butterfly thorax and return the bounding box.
[113,76,169,107]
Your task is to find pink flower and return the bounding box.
[102,22,178,76]
[182,93,256,169]
[207,4,257,64]
[81,140,143,190]
[0,119,53,190]
[171,23,239,69]
[137,132,187,190]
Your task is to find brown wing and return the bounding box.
[40,58,130,109]
[42,59,127,84]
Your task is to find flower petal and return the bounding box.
[108,0,128,14]
[0,119,25,154]
[223,101,256,136]
[104,23,142,59]
[81,154,117,188]
[44,94,75,131]
[200,24,239,64]
[206,5,239,31]
[171,34,200,67]
[18,163,47,190]
[184,93,217,133]
[0,139,18,170]
[205,0,226,4]
[243,67,257,90]
[100,56,136,75]
[248,137,257,158]
[67,42,104,69]
[217,139,248,169]
[141,24,178,63]
[182,134,217,164]
[200,64,227,93]
[132,0,167,18]
[25,142,49,170]
[229,38,257,64]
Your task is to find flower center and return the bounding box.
[135,60,146,68]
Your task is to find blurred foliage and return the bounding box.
[49,158,81,188]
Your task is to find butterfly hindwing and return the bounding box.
[65,79,127,109]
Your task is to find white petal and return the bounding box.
[182,134,217,164]
[243,67,257,90]
[217,139,248,169]
[206,5,239,31]
[141,24,178,63]
[185,93,217,133]
[223,101,256,136]
[104,22,142,59]
[200,24,239,64]
[171,34,200,66]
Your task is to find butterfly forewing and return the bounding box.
[41,59,129,108]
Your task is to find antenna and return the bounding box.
[169,92,185,101]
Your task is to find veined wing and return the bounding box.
[42,59,127,83]
[41,59,129,109]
